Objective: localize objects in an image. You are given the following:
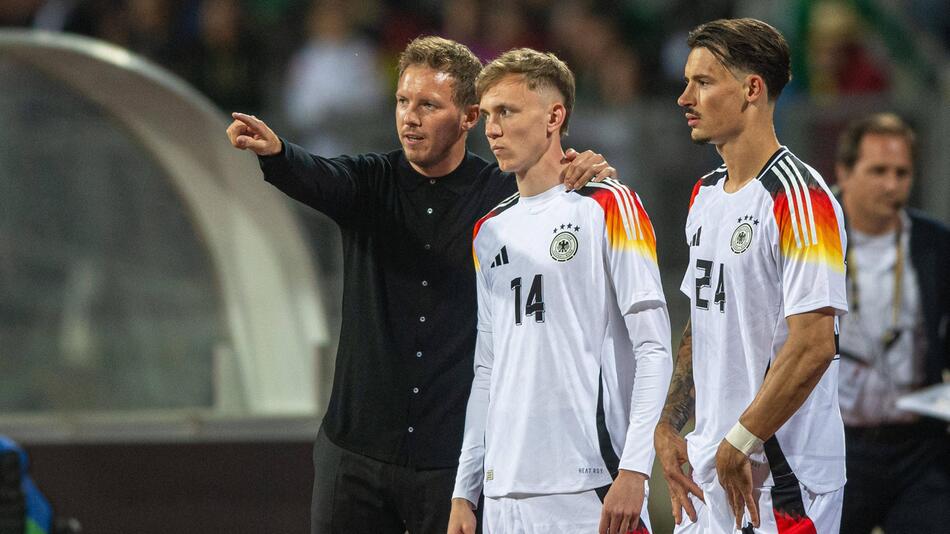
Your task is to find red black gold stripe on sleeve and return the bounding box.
[472,192,520,271]
[578,179,657,262]
[760,156,844,272]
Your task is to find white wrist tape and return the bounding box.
[725,422,764,456]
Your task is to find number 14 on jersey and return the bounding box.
[511,275,545,325]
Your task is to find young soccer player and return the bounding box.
[448,48,672,534]
[655,18,849,534]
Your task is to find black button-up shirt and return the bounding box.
[260,141,515,468]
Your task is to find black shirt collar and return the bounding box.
[397,151,483,196]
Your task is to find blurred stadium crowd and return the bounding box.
[2,0,947,154]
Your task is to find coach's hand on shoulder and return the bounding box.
[655,422,704,525]
[446,497,477,534]
[715,438,760,530]
[226,112,282,156]
[560,148,616,191]
[599,469,646,534]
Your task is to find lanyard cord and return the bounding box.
[846,220,904,351]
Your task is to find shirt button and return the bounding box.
[416,351,422,358]
[419,316,426,322]
[408,426,414,433]
[421,280,428,287]
[412,387,420,394]
[426,208,433,214]
[424,243,431,250]
[429,179,436,184]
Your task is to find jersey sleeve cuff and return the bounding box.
[784,298,848,318]
[618,458,653,479]
[618,449,655,478]
[451,485,482,509]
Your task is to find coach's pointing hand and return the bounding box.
[227,112,282,156]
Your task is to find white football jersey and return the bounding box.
[453,180,672,501]
[681,147,848,493]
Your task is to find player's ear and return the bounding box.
[461,104,480,131]
[548,103,566,134]
[745,74,767,103]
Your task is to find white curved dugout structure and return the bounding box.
[0,29,328,426]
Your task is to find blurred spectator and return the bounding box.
[126,0,178,64]
[596,43,641,107]
[441,0,491,60]
[478,0,545,60]
[179,0,264,114]
[835,112,950,534]
[550,4,640,107]
[805,1,888,97]
[29,0,179,66]
[282,0,384,154]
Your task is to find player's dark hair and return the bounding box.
[476,48,576,136]
[687,18,791,101]
[836,112,917,170]
[398,36,483,108]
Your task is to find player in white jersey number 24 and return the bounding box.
[655,18,849,534]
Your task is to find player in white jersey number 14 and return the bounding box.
[448,49,673,534]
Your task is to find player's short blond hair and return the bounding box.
[476,48,576,136]
[397,36,482,108]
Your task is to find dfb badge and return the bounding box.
[550,223,579,262]
[730,222,754,254]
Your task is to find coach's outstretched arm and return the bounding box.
[226,111,368,223]
[715,308,837,529]
[654,321,704,525]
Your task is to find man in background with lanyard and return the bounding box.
[834,112,950,534]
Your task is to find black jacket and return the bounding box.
[907,209,950,387]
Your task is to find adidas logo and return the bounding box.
[690,226,702,246]
[489,246,509,268]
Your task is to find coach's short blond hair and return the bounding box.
[476,48,576,135]
[397,36,482,108]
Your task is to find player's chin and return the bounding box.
[690,132,713,145]
[495,158,516,173]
